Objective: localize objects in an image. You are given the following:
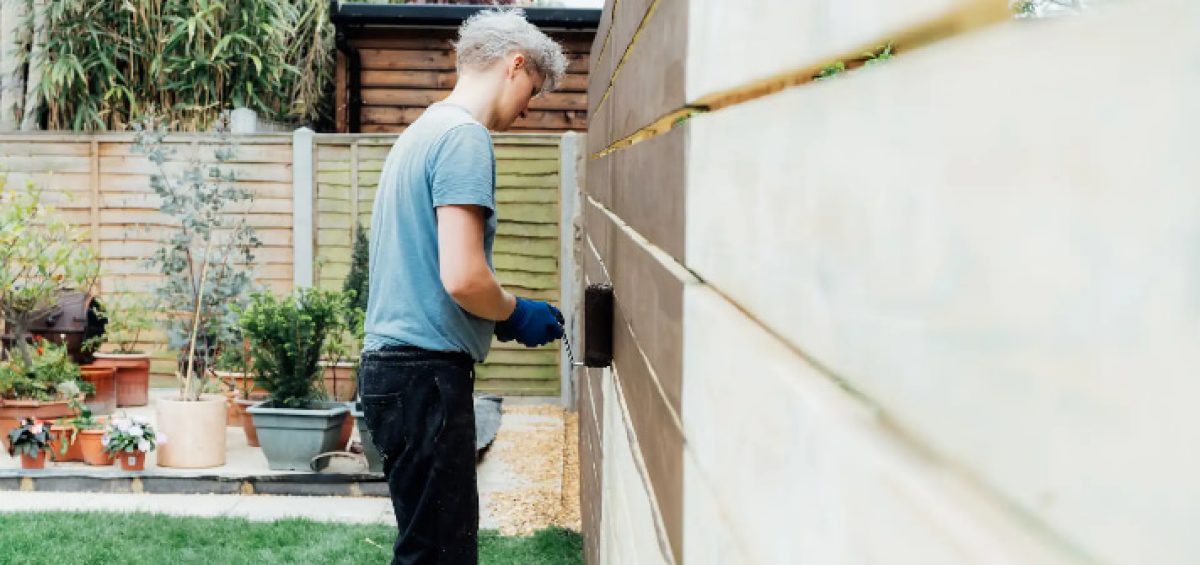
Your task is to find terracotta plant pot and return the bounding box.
[155,394,226,468]
[79,365,118,415]
[215,371,267,397]
[0,399,76,451]
[320,362,358,402]
[49,425,84,462]
[235,396,267,447]
[91,352,151,407]
[19,449,48,469]
[116,450,146,471]
[78,429,112,466]
[223,389,241,427]
[337,408,355,452]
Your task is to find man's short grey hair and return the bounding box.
[455,9,567,94]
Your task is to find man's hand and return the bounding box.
[495,298,564,347]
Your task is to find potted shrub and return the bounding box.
[7,418,53,469]
[102,415,164,472]
[90,293,156,407]
[134,117,261,469]
[242,289,349,471]
[0,340,92,448]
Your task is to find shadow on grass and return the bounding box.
[0,511,582,565]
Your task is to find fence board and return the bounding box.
[684,3,1200,562]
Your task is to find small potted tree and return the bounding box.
[135,116,261,469]
[7,418,53,469]
[90,293,156,407]
[102,415,164,472]
[242,289,349,471]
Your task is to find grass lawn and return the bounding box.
[0,512,582,564]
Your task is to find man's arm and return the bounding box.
[437,204,517,321]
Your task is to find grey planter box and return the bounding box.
[351,404,383,474]
[248,400,350,471]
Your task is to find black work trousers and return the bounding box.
[359,346,478,565]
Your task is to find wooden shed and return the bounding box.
[330,3,600,134]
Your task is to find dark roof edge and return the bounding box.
[331,2,601,30]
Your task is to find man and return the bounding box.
[358,9,567,565]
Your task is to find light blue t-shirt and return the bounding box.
[363,102,498,361]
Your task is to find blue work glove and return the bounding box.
[495,298,564,347]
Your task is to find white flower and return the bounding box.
[30,424,43,435]
[137,439,150,452]
[132,416,149,426]
[129,426,144,438]
[114,419,130,433]
[100,435,110,446]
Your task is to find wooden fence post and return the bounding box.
[293,127,315,289]
[559,131,583,409]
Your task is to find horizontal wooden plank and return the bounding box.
[482,349,559,366]
[474,363,558,381]
[98,156,292,183]
[350,29,594,54]
[496,187,558,204]
[362,106,586,131]
[494,253,557,274]
[494,235,558,257]
[685,0,1002,104]
[98,141,292,163]
[497,221,558,238]
[0,142,90,157]
[362,88,585,111]
[0,156,91,173]
[498,174,559,188]
[605,0,687,148]
[99,209,295,229]
[493,145,561,160]
[99,175,293,198]
[496,270,558,291]
[683,285,1073,563]
[472,379,558,396]
[97,225,292,247]
[685,4,1200,562]
[360,48,589,73]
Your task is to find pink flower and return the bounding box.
[30,424,43,435]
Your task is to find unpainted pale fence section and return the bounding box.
[2,132,566,396]
[314,134,564,396]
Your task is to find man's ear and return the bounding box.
[510,53,527,76]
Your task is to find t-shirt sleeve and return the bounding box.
[429,124,495,216]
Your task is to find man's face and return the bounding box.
[493,54,543,131]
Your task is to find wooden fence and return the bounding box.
[0,131,567,397]
[577,0,1199,563]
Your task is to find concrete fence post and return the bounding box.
[292,127,315,289]
[559,131,583,409]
